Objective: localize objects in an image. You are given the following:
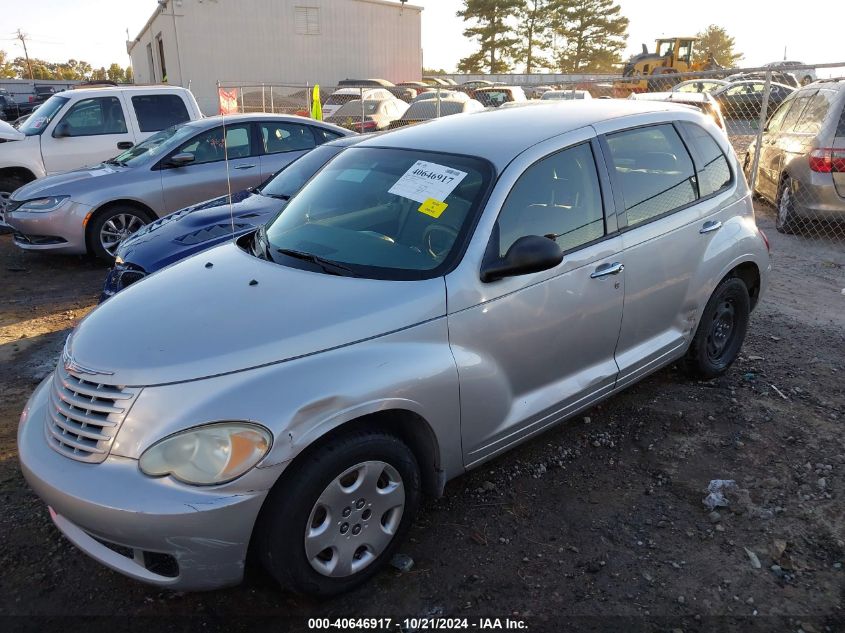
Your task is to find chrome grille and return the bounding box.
[45,364,138,463]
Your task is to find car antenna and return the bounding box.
[221,101,235,239]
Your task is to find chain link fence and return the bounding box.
[218,61,845,242]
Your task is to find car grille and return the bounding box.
[45,364,139,463]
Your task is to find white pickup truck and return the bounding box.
[0,85,202,217]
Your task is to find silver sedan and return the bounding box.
[19,101,770,596]
[4,114,352,258]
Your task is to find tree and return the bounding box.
[551,0,629,73]
[693,25,743,68]
[456,0,522,74]
[107,63,126,83]
[422,67,449,75]
[513,0,554,73]
[125,65,134,83]
[91,67,107,81]
[0,50,16,78]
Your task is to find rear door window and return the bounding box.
[605,124,698,226]
[260,121,316,154]
[131,94,190,132]
[679,122,732,197]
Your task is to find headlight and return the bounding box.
[139,422,272,485]
[18,196,70,212]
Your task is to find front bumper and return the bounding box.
[18,376,273,591]
[6,199,93,254]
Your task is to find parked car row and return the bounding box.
[18,99,770,599]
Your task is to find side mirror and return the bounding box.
[480,235,563,283]
[168,152,195,167]
[53,122,70,138]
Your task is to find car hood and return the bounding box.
[12,163,128,199]
[69,242,447,386]
[117,189,281,271]
[0,119,25,141]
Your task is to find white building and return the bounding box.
[127,0,423,114]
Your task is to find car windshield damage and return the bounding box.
[263,147,492,280]
[17,95,69,136]
[108,124,195,167]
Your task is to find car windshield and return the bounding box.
[257,144,344,199]
[108,124,195,167]
[263,147,492,279]
[17,95,69,136]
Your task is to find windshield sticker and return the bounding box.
[336,169,370,183]
[389,160,467,204]
[418,198,448,218]
[31,117,47,129]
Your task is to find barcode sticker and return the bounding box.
[389,160,468,204]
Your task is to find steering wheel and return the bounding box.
[422,224,459,260]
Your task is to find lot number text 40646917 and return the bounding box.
[307,617,528,630]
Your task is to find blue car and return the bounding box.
[101,135,365,301]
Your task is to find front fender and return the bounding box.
[111,317,463,485]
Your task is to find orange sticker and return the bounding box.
[418,198,448,218]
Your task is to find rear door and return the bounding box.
[159,122,262,213]
[256,120,317,180]
[598,121,733,387]
[757,94,800,200]
[41,94,135,174]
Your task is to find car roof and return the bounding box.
[360,100,695,170]
[189,113,352,134]
[632,91,711,103]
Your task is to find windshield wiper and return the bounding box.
[104,158,127,167]
[261,192,291,201]
[276,248,358,276]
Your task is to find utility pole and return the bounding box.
[15,29,33,79]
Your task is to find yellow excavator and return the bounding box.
[614,37,722,96]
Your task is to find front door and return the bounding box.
[41,95,136,174]
[449,141,625,467]
[159,122,262,213]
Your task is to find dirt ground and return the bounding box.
[0,202,843,632]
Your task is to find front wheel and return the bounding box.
[683,278,750,380]
[87,204,153,260]
[255,431,421,596]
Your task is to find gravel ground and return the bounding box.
[0,202,843,632]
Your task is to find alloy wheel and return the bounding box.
[99,213,146,256]
[304,460,405,578]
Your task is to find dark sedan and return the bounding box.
[711,80,795,119]
[101,134,365,300]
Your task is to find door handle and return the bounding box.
[591,262,624,278]
[116,141,133,150]
[233,164,256,170]
[700,220,722,234]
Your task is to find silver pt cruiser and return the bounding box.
[19,101,771,596]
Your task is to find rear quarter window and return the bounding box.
[793,91,833,135]
[679,122,732,197]
[131,94,191,132]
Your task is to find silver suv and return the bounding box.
[744,78,845,233]
[19,101,770,596]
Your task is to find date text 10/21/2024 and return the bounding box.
[307,617,529,630]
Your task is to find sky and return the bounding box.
[2,0,842,75]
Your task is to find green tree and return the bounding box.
[456,0,522,73]
[514,0,554,73]
[551,0,629,73]
[125,65,134,83]
[91,67,107,81]
[0,50,16,78]
[693,25,743,68]
[107,63,125,82]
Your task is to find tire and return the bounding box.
[0,173,32,216]
[86,204,153,260]
[743,155,756,194]
[255,430,421,596]
[683,278,751,380]
[775,177,798,234]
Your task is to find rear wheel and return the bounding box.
[683,278,750,379]
[87,204,153,260]
[775,177,798,234]
[255,430,420,596]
